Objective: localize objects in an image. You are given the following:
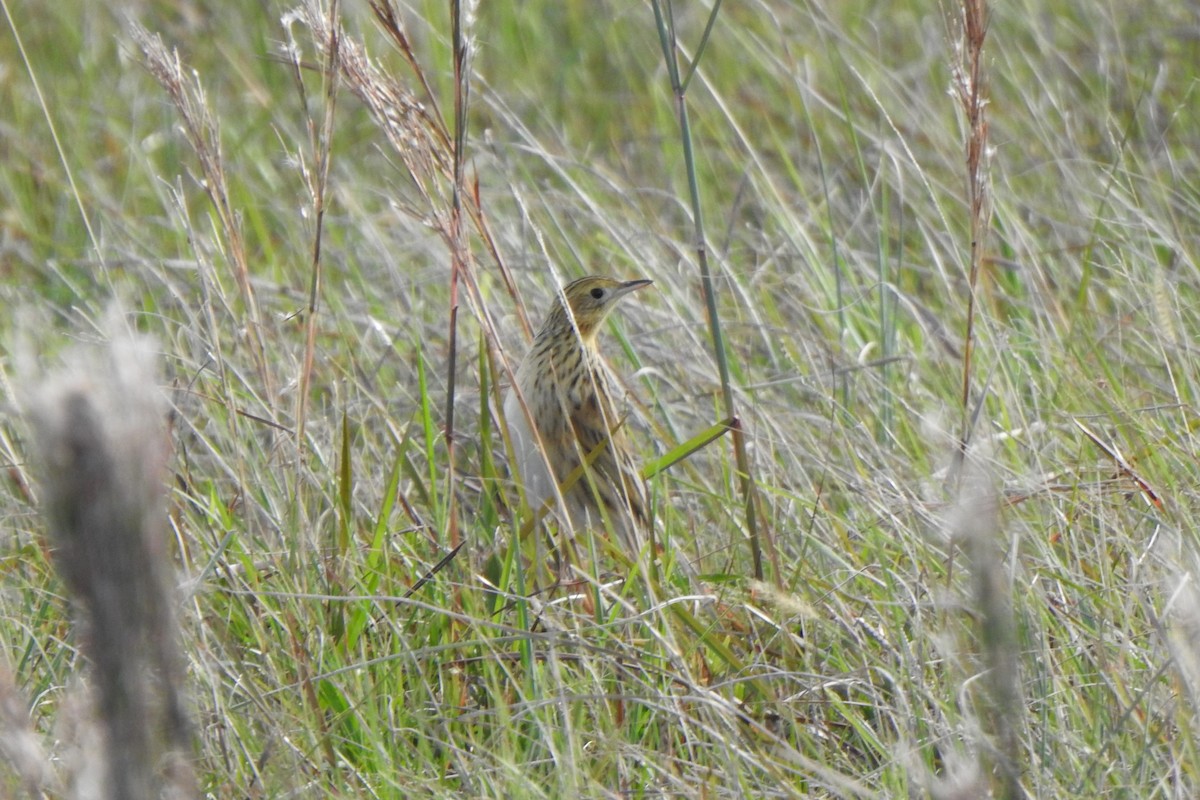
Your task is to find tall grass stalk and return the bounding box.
[952,0,992,464]
[132,26,273,398]
[290,0,340,453]
[0,0,100,266]
[651,0,772,582]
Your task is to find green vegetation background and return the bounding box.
[3,0,1200,796]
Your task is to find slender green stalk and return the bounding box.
[1,0,101,270]
[442,0,473,550]
[295,0,340,453]
[652,0,770,582]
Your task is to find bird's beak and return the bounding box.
[616,278,653,298]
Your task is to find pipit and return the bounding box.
[504,276,652,557]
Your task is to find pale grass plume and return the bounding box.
[23,314,196,800]
[130,23,270,391]
[1163,566,1200,715]
[943,448,1024,800]
[0,664,54,796]
[285,0,451,206]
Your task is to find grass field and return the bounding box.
[3,0,1200,796]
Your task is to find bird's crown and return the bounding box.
[541,276,652,339]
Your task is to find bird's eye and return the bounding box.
[590,287,605,300]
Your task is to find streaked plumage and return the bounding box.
[504,276,651,555]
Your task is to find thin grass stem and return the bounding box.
[652,0,771,583]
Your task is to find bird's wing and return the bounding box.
[568,374,649,532]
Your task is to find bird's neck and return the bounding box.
[537,317,598,348]
[532,323,600,366]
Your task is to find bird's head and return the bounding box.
[544,276,653,341]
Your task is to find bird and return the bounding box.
[503,276,652,559]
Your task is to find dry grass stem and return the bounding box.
[950,0,992,458]
[131,25,273,399]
